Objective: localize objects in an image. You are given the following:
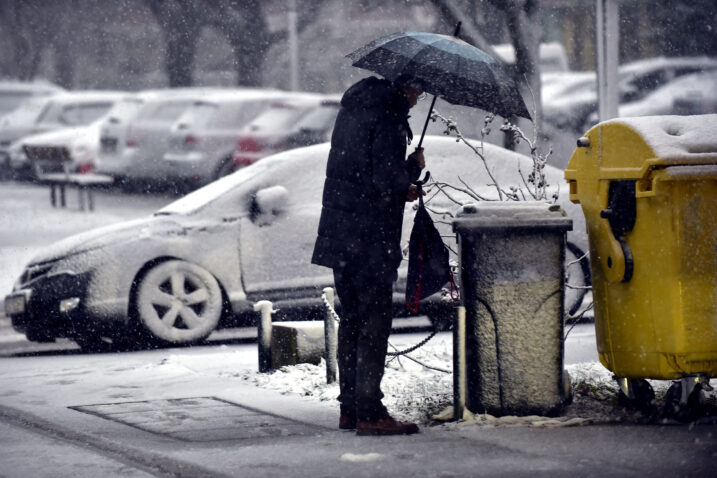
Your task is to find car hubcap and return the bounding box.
[137,261,222,343]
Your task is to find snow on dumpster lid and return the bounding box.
[611,114,717,160]
[453,201,573,231]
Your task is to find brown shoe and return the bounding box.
[339,414,357,430]
[356,416,419,436]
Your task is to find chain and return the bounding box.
[321,292,439,358]
[386,330,438,356]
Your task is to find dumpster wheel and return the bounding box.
[615,377,657,417]
[663,379,705,423]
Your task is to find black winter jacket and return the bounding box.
[311,77,422,274]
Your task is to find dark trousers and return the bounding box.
[333,264,395,421]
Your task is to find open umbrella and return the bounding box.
[347,24,531,147]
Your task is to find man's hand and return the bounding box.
[406,184,425,202]
[408,147,425,170]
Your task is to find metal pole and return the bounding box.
[323,287,338,384]
[288,0,299,91]
[254,300,275,372]
[596,0,619,122]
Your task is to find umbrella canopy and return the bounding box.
[347,31,531,121]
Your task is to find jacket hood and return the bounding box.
[341,77,410,114]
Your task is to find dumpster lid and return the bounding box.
[611,114,717,163]
[452,201,573,232]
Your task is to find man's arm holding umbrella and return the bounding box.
[370,120,425,205]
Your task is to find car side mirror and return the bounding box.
[250,185,289,226]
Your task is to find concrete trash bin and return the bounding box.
[564,116,717,391]
[453,201,573,416]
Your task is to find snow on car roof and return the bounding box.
[610,114,717,159]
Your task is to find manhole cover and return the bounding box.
[71,397,324,442]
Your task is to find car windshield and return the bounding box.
[136,99,193,122]
[37,101,114,126]
[207,100,270,129]
[156,157,281,215]
[0,97,48,125]
[174,102,217,128]
[294,104,339,131]
[0,91,33,115]
[245,105,310,133]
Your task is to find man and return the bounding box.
[312,75,425,436]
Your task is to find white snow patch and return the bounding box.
[341,453,384,463]
[612,114,717,159]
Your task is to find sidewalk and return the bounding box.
[1,341,715,478]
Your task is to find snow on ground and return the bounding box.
[152,334,710,428]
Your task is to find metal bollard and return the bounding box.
[254,300,276,373]
[453,306,467,420]
[323,287,338,384]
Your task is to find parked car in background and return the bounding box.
[231,95,328,168]
[541,70,596,107]
[543,56,717,132]
[0,95,58,175]
[106,90,215,189]
[95,91,156,180]
[96,88,232,185]
[11,91,127,176]
[162,89,303,190]
[616,69,717,118]
[0,80,64,117]
[284,96,340,150]
[4,136,589,351]
[494,42,570,73]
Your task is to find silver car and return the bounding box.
[4,136,589,351]
[96,88,231,183]
[162,90,312,189]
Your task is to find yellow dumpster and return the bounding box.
[565,114,717,417]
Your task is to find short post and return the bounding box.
[323,287,338,384]
[453,306,467,420]
[254,300,276,373]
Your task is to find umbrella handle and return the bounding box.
[417,94,438,149]
[416,171,431,186]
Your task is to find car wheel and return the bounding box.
[565,242,591,317]
[134,260,223,345]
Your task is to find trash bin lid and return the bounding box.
[452,201,573,232]
[566,114,717,187]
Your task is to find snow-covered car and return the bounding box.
[11,91,127,176]
[615,69,717,118]
[4,136,589,351]
[544,56,717,132]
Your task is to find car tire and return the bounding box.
[134,260,223,345]
[565,241,591,317]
